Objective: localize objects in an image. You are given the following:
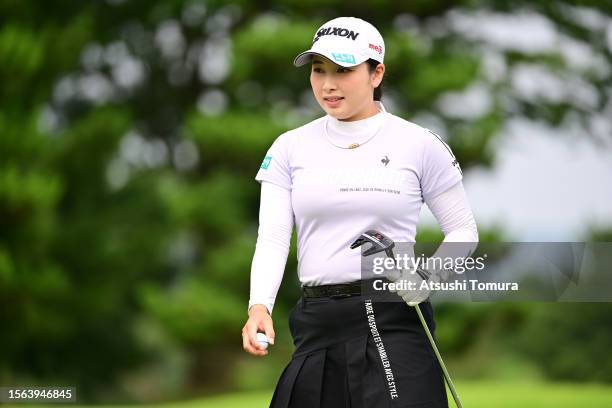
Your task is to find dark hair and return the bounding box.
[366,59,383,101]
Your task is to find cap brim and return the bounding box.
[293,50,366,68]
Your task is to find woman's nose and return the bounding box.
[322,75,337,92]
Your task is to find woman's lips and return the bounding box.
[324,96,344,108]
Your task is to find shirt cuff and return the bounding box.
[248,300,274,316]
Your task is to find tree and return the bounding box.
[1,0,610,401]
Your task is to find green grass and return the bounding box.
[6,381,612,408]
[459,381,612,408]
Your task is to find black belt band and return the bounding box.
[302,281,364,299]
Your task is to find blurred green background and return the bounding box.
[1,0,612,406]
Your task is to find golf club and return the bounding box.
[350,230,396,258]
[350,230,464,408]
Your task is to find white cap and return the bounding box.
[293,17,385,68]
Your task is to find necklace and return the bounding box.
[323,109,386,150]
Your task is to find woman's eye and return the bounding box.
[311,67,350,73]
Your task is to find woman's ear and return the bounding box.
[371,63,385,88]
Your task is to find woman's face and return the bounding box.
[310,57,384,121]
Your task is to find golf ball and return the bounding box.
[256,332,269,350]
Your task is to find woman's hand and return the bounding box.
[387,268,435,306]
[242,304,275,356]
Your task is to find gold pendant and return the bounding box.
[348,143,360,149]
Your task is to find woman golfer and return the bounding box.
[242,17,478,408]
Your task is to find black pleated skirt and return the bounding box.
[269,295,449,408]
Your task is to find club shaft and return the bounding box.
[414,304,463,408]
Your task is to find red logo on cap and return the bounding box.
[369,43,383,54]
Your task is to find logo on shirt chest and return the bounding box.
[294,167,412,193]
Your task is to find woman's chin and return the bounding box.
[323,109,349,120]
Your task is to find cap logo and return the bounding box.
[332,53,356,64]
[313,26,360,43]
[369,43,383,54]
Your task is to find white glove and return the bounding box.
[386,267,438,306]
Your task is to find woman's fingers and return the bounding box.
[261,319,275,346]
[242,318,270,356]
[244,333,268,356]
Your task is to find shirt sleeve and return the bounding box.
[426,181,478,242]
[419,129,463,203]
[248,181,294,315]
[255,133,292,190]
[424,181,479,282]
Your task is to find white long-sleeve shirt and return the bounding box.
[249,103,478,314]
